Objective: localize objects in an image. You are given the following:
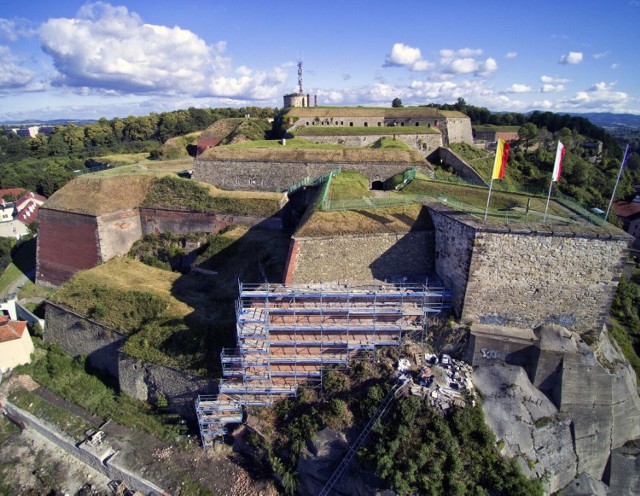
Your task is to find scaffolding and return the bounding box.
[196,281,452,447]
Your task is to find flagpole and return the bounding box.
[543,178,554,223]
[604,144,630,224]
[484,175,495,222]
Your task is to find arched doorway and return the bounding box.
[371,180,384,191]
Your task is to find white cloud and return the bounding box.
[506,83,532,93]
[0,45,37,91]
[505,51,518,59]
[559,81,628,111]
[611,63,620,69]
[37,2,287,101]
[541,84,565,93]
[559,51,583,64]
[593,51,610,59]
[0,18,35,41]
[440,48,483,58]
[540,75,571,84]
[384,42,432,71]
[532,99,554,109]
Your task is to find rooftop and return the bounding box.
[0,315,27,343]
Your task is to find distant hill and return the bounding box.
[0,119,97,126]
[568,112,640,130]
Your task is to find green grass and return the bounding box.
[143,176,282,217]
[292,126,440,136]
[371,137,413,150]
[223,138,347,149]
[0,263,23,295]
[18,280,56,300]
[327,172,370,202]
[609,320,640,380]
[13,343,185,440]
[8,387,94,440]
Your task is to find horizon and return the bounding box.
[1,1,639,121]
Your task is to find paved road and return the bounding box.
[0,267,34,299]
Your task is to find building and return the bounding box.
[0,315,34,372]
[0,189,45,239]
[613,199,640,250]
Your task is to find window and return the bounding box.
[364,122,368,127]
[350,122,353,127]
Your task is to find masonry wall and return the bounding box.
[293,133,443,153]
[117,353,216,420]
[429,206,476,316]
[44,302,125,378]
[37,208,101,286]
[194,159,432,192]
[445,117,474,145]
[433,147,488,186]
[463,230,629,333]
[96,208,143,262]
[285,231,435,284]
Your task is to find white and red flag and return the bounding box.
[552,141,565,182]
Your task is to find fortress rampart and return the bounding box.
[286,204,632,334]
[37,206,279,286]
[289,133,443,153]
[193,159,432,191]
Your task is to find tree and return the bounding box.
[518,122,538,153]
[392,98,403,108]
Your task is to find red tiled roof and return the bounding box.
[16,192,46,209]
[0,188,27,199]
[0,316,27,343]
[613,200,640,219]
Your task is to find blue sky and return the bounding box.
[1,0,639,121]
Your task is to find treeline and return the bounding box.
[0,106,276,196]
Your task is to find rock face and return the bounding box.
[472,325,640,494]
[296,428,390,496]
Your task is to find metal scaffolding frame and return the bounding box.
[196,280,452,447]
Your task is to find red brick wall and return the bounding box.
[283,239,300,285]
[36,208,100,286]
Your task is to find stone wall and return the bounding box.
[117,353,216,420]
[44,302,214,420]
[37,208,100,286]
[463,231,629,333]
[96,208,143,262]
[44,302,125,377]
[445,117,474,145]
[431,147,488,186]
[4,402,167,495]
[292,133,443,153]
[428,204,631,333]
[194,159,430,192]
[285,231,435,284]
[429,205,476,315]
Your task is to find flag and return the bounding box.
[552,141,566,182]
[620,144,631,173]
[492,138,510,180]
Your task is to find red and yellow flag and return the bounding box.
[492,138,510,180]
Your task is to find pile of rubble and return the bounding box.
[400,354,475,413]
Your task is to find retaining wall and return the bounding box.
[296,133,442,153]
[118,353,216,420]
[428,204,631,333]
[3,402,167,495]
[96,208,143,262]
[431,147,488,186]
[193,159,431,191]
[285,231,435,284]
[44,302,125,378]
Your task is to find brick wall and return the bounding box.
[37,208,101,286]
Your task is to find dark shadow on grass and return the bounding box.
[11,236,37,280]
